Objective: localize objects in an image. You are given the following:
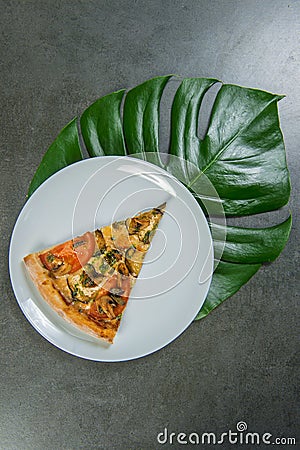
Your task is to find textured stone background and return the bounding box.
[1,1,299,448]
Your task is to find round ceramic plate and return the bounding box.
[9,156,213,361]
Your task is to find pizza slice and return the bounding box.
[23,203,166,344]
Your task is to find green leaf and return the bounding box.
[123,75,172,165]
[169,77,219,170]
[201,86,290,215]
[80,90,126,157]
[211,215,292,264]
[170,80,291,216]
[28,118,83,197]
[195,261,261,320]
[28,75,292,322]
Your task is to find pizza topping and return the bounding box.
[52,262,73,277]
[73,232,96,270]
[84,262,104,283]
[41,253,64,271]
[73,239,87,249]
[68,272,100,303]
[87,254,111,277]
[99,260,113,275]
[97,295,116,319]
[39,232,95,274]
[142,230,151,244]
[110,293,125,305]
[79,271,97,288]
[129,233,149,252]
[126,217,150,234]
[102,223,124,250]
[95,229,106,253]
[116,261,129,276]
[110,287,124,296]
[88,294,116,321]
[104,248,122,267]
[125,247,144,277]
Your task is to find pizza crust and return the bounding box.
[23,253,118,343]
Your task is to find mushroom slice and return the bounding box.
[95,229,106,253]
[97,295,116,319]
[125,247,145,277]
[51,262,73,277]
[126,217,150,234]
[116,261,129,276]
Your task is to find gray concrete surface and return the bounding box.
[1,1,299,449]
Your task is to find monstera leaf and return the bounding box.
[28,118,83,196]
[28,75,291,320]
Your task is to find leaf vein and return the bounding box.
[189,95,281,188]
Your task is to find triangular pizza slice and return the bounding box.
[23,203,166,343]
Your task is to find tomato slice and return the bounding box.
[39,231,95,274]
[88,301,108,321]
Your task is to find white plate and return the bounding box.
[9,156,213,361]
